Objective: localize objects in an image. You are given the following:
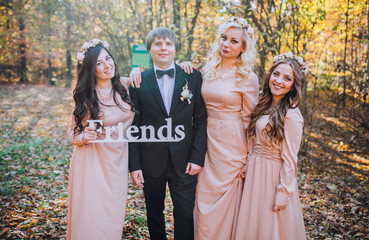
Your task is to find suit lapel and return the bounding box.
[145,68,167,115]
[169,64,186,115]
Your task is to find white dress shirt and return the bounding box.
[154,63,176,114]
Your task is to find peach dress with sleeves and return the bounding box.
[194,68,259,240]
[67,79,134,240]
[234,108,306,240]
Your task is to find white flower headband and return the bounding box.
[76,39,109,64]
[272,52,308,75]
[224,16,254,39]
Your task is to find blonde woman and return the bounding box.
[130,16,259,240]
[191,17,259,240]
[234,53,308,239]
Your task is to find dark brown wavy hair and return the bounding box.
[73,45,135,135]
[248,58,305,146]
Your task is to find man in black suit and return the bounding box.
[129,27,207,240]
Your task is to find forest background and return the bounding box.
[0,0,368,239]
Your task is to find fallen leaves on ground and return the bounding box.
[0,85,368,239]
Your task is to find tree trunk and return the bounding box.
[162,0,167,26]
[258,50,266,81]
[47,0,54,85]
[173,0,181,49]
[242,0,252,18]
[157,0,167,26]
[6,7,10,29]
[367,0,369,102]
[342,0,350,107]
[66,50,72,87]
[185,0,202,60]
[65,0,72,87]
[48,52,53,85]
[18,15,28,83]
[148,0,153,29]
[242,0,276,78]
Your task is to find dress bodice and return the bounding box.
[95,88,134,140]
[253,108,303,152]
[201,70,259,124]
[97,88,134,127]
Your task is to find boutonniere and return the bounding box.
[180,79,193,104]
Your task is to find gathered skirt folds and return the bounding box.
[194,111,247,240]
[67,142,129,240]
[234,146,306,240]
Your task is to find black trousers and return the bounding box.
[143,157,197,240]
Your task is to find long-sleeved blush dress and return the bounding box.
[194,68,259,240]
[67,82,134,240]
[234,108,306,240]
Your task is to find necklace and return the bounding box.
[96,87,112,101]
[217,66,236,80]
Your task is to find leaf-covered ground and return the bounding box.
[0,85,368,239]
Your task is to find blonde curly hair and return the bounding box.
[202,17,257,84]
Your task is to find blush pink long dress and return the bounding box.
[194,69,259,240]
[67,81,134,240]
[234,108,306,240]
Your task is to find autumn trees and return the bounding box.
[0,0,29,83]
[0,0,367,107]
[0,2,368,238]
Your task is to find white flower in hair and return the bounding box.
[296,56,304,65]
[238,18,248,28]
[224,16,254,39]
[76,39,110,64]
[82,42,90,50]
[285,52,293,58]
[273,52,309,75]
[102,40,109,49]
[273,55,284,61]
[76,52,85,62]
[92,39,100,45]
[226,16,248,28]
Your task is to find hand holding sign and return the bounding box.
[82,124,98,144]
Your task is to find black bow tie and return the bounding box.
[156,68,174,79]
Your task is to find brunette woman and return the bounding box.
[67,39,135,240]
[234,53,308,240]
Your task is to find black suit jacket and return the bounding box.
[129,64,207,177]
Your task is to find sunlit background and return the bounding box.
[0,0,368,239]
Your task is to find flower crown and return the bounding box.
[272,52,308,75]
[224,16,254,39]
[76,39,109,64]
